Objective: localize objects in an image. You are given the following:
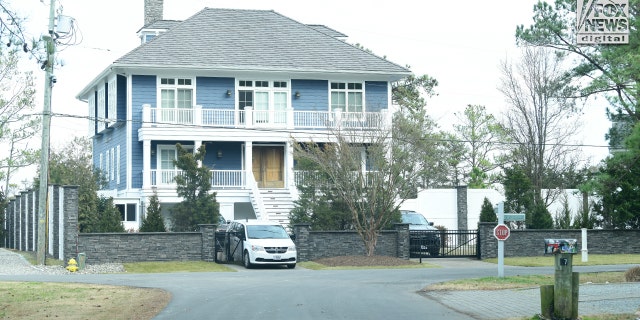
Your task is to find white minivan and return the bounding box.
[226,219,297,269]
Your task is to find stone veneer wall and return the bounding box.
[292,223,410,262]
[478,222,640,259]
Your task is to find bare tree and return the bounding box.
[0,49,38,194]
[293,110,436,256]
[499,46,582,207]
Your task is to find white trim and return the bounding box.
[126,75,133,190]
[47,185,54,256]
[58,187,64,260]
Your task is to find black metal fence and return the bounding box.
[410,229,479,258]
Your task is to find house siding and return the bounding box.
[204,142,243,170]
[291,79,328,111]
[131,75,157,189]
[365,81,388,112]
[196,76,234,108]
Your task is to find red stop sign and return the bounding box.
[493,224,510,241]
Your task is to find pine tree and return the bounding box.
[140,192,166,232]
[479,197,497,222]
[95,197,126,233]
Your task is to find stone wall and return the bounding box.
[77,232,203,264]
[479,222,640,259]
[3,186,78,262]
[293,223,410,262]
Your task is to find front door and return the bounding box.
[252,146,284,188]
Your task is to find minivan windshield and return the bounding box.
[247,225,290,239]
[401,213,429,225]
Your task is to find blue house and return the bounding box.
[76,0,411,230]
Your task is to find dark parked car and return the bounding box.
[401,210,441,256]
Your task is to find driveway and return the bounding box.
[1,249,638,319]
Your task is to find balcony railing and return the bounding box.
[294,170,382,187]
[141,105,388,130]
[150,169,246,188]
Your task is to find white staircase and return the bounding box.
[257,189,295,225]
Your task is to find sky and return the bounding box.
[11,0,612,185]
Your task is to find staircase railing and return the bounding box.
[246,170,267,220]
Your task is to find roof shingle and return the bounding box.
[116,8,410,76]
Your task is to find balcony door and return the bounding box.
[252,146,284,188]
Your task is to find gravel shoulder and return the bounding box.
[0,248,124,275]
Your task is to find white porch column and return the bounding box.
[245,141,253,175]
[286,107,294,129]
[194,105,202,126]
[143,139,151,189]
[142,104,151,127]
[194,140,202,167]
[245,107,253,128]
[286,141,298,198]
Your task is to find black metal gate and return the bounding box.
[214,230,243,263]
[409,229,479,258]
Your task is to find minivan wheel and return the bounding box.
[243,251,253,269]
[287,263,296,269]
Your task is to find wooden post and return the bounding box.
[571,272,580,319]
[540,284,554,318]
[554,253,574,319]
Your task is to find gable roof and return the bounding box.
[78,8,410,99]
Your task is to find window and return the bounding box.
[157,145,193,184]
[110,147,115,181]
[105,149,110,181]
[88,97,95,135]
[159,77,194,123]
[116,203,137,222]
[330,82,363,113]
[116,145,120,185]
[107,78,117,126]
[97,87,106,131]
[237,80,289,125]
[99,153,103,176]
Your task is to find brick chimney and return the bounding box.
[144,0,164,26]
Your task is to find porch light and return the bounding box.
[295,91,300,98]
[217,150,223,158]
[226,89,232,96]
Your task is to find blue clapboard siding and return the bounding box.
[131,75,157,189]
[196,77,235,109]
[203,142,243,170]
[291,79,328,111]
[365,81,388,112]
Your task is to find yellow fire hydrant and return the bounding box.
[66,258,78,272]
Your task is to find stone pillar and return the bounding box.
[292,224,310,262]
[63,186,79,263]
[199,224,216,262]
[456,185,468,230]
[394,223,410,260]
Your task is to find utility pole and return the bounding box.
[36,0,56,265]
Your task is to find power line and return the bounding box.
[48,112,612,150]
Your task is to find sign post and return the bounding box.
[494,202,510,278]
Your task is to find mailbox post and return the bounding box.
[542,239,579,319]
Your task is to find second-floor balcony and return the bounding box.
[141,104,390,131]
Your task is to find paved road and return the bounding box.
[1,249,638,319]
